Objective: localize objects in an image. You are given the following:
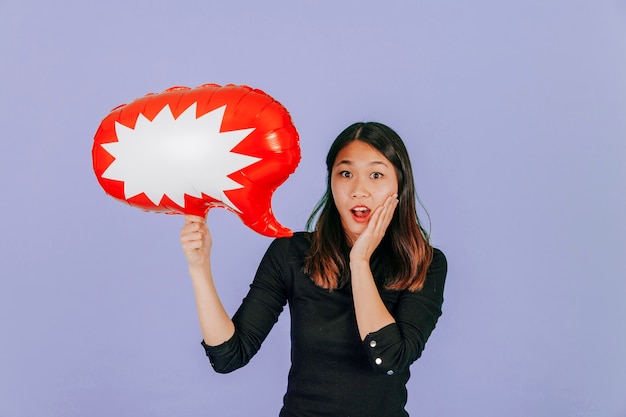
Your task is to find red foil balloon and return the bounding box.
[92,84,301,237]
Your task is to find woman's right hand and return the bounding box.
[181,214,236,345]
[180,214,212,267]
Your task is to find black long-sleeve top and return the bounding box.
[202,232,447,417]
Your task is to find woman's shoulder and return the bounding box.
[267,231,312,255]
[427,246,448,282]
[289,231,312,242]
[431,247,447,266]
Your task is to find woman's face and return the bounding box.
[331,140,399,245]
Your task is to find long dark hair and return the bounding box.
[304,122,432,292]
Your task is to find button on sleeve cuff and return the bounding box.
[362,323,413,375]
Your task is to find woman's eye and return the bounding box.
[370,172,383,179]
[340,171,352,178]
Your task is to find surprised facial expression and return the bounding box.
[331,140,399,245]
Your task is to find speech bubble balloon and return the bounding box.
[92,84,301,238]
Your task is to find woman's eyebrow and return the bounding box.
[369,160,389,167]
[334,159,353,167]
[334,160,388,167]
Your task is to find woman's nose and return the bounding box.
[351,178,369,198]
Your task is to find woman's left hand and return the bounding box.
[350,193,399,263]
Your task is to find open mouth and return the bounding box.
[351,206,371,222]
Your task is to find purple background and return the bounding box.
[1,1,625,416]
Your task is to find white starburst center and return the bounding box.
[101,103,259,211]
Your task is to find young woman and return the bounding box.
[180,122,447,417]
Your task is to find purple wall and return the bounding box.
[1,1,625,416]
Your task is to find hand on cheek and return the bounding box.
[350,194,399,263]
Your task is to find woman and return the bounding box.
[180,122,447,417]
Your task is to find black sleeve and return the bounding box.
[362,248,448,375]
[201,237,290,373]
